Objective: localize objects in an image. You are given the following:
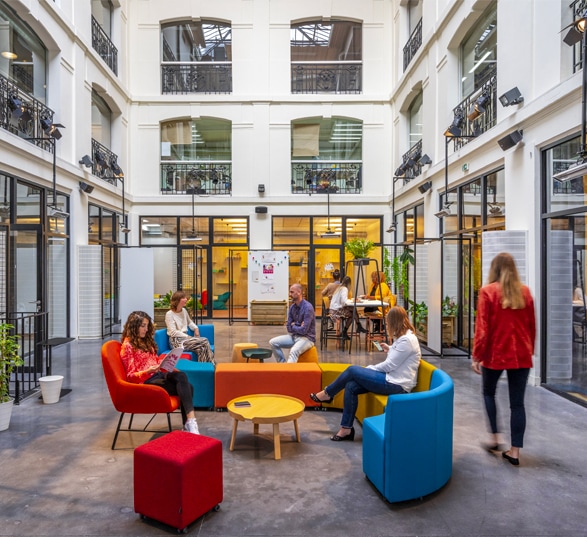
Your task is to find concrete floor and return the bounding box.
[1,321,587,537]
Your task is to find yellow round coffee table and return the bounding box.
[227,394,305,460]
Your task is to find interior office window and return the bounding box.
[91,89,112,148]
[0,0,47,99]
[291,117,362,193]
[91,0,113,36]
[461,3,497,98]
[408,92,423,148]
[161,20,232,94]
[290,19,362,94]
[160,118,232,193]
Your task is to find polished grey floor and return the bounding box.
[1,321,587,537]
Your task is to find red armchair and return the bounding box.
[101,340,181,449]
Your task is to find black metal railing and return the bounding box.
[1,311,48,404]
[161,163,232,195]
[91,139,122,185]
[0,73,56,145]
[291,162,362,194]
[450,67,497,150]
[92,16,118,75]
[291,62,362,94]
[161,64,232,94]
[403,18,422,71]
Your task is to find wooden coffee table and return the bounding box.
[227,394,305,460]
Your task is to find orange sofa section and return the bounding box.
[214,363,322,408]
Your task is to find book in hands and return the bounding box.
[159,346,185,372]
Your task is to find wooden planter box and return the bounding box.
[414,316,455,346]
[250,300,288,325]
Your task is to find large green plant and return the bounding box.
[0,324,23,403]
[344,238,375,259]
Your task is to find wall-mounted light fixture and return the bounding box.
[418,154,432,166]
[418,181,432,194]
[497,129,523,151]
[79,181,94,194]
[79,155,93,168]
[444,109,465,137]
[467,91,491,120]
[258,184,265,194]
[499,87,524,107]
[40,117,64,140]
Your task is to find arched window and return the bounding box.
[160,118,232,195]
[291,117,362,194]
[161,20,232,94]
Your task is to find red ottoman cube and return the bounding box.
[134,431,223,532]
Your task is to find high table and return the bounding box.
[227,394,305,460]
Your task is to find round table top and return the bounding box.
[227,394,305,424]
[241,347,273,359]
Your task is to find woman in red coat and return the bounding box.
[472,252,536,466]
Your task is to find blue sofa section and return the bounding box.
[175,359,215,409]
[362,368,454,503]
[154,325,215,360]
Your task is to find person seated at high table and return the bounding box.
[120,310,200,434]
[310,306,421,441]
[329,276,355,340]
[269,283,316,363]
[360,271,396,332]
[165,290,215,365]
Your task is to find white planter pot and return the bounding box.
[39,375,64,404]
[0,398,14,431]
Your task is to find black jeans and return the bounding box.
[481,367,530,448]
[145,371,195,423]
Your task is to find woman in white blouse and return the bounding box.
[310,306,421,441]
[165,290,215,364]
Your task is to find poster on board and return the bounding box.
[247,251,289,317]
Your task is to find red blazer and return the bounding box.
[472,282,536,369]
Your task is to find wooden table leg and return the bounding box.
[273,423,281,460]
[293,419,301,442]
[229,419,238,451]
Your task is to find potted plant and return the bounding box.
[344,238,375,264]
[0,323,23,431]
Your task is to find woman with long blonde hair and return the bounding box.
[472,252,536,466]
[310,306,421,441]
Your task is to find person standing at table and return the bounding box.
[269,283,316,363]
[471,252,536,466]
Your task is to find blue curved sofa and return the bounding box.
[361,364,454,503]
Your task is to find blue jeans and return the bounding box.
[325,365,406,428]
[269,334,314,363]
[481,367,530,448]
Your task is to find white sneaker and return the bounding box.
[184,418,199,435]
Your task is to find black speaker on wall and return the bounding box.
[498,129,523,151]
[255,206,268,214]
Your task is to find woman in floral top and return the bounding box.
[120,310,199,434]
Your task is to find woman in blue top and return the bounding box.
[311,306,421,441]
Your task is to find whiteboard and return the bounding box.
[247,251,289,316]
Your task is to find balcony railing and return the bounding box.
[291,162,362,194]
[291,62,362,94]
[161,63,232,94]
[403,19,422,71]
[92,16,118,75]
[161,163,232,195]
[450,67,497,150]
[91,139,122,185]
[0,73,56,147]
